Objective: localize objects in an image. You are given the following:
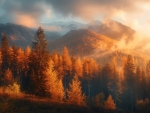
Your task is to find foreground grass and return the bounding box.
[0,93,133,113]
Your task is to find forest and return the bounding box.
[0,27,150,113]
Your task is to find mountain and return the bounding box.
[45,20,135,42]
[48,28,150,67]
[88,20,135,42]
[48,29,116,56]
[0,23,61,48]
[42,21,87,36]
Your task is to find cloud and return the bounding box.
[0,0,46,27]
[46,0,150,21]
[0,0,150,28]
[14,15,38,28]
[46,9,51,18]
[147,18,150,26]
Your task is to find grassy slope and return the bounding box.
[0,93,132,113]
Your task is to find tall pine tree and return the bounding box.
[27,27,49,96]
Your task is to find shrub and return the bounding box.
[0,82,20,94]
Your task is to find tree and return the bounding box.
[74,57,82,77]
[135,66,147,100]
[27,27,49,96]
[110,58,119,106]
[3,68,13,85]
[62,46,72,73]
[146,61,150,99]
[62,46,72,92]
[93,93,105,108]
[104,95,116,110]
[45,59,64,102]
[20,46,31,91]
[67,75,86,106]
[1,33,11,74]
[101,63,113,98]
[136,98,150,113]
[123,55,135,111]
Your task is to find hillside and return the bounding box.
[0,23,61,48]
[0,93,127,113]
[48,29,116,55]
[88,20,135,42]
[48,28,150,67]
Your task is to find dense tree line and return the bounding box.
[0,27,150,112]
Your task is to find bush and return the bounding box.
[0,82,20,94]
[136,98,149,113]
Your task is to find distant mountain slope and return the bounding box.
[88,20,135,42]
[0,23,61,48]
[48,29,116,55]
[48,28,150,68]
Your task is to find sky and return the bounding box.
[0,0,150,36]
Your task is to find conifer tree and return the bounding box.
[101,63,113,98]
[4,68,13,85]
[104,95,116,110]
[123,55,135,111]
[67,75,86,106]
[62,46,72,92]
[93,93,105,108]
[62,46,72,74]
[27,27,49,96]
[74,57,82,77]
[146,61,150,99]
[20,46,31,91]
[1,33,11,74]
[45,59,64,102]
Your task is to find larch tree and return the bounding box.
[101,63,113,98]
[20,46,31,91]
[62,46,72,75]
[74,57,82,77]
[4,68,13,85]
[1,33,11,74]
[146,61,150,99]
[135,66,146,100]
[11,45,18,78]
[62,46,72,92]
[67,75,86,106]
[45,59,64,102]
[27,27,49,96]
[123,55,135,111]
[93,93,105,108]
[104,95,116,110]
[111,58,119,107]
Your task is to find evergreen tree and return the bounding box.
[67,75,86,106]
[45,59,64,102]
[20,46,31,91]
[1,33,11,74]
[62,46,72,75]
[3,68,13,85]
[123,55,135,111]
[62,46,72,92]
[146,61,150,99]
[27,27,49,96]
[93,93,105,108]
[101,63,113,98]
[104,95,116,110]
[74,57,82,77]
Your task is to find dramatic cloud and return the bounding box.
[47,0,150,20]
[0,0,46,27]
[0,0,150,29]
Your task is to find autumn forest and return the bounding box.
[0,27,150,113]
